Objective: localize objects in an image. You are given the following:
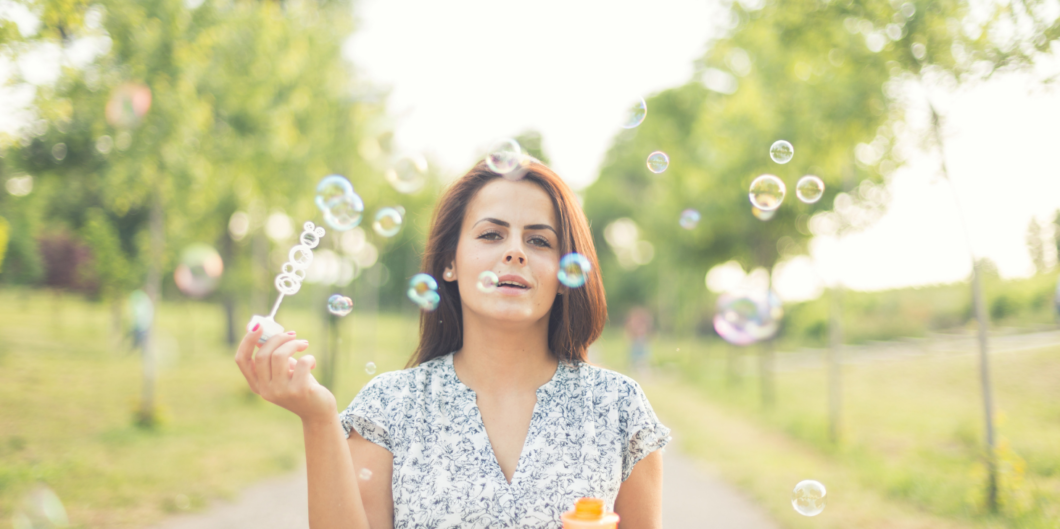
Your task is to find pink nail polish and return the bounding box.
[252,323,260,332]
[286,331,296,335]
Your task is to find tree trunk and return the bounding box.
[972,261,998,511]
[140,188,164,427]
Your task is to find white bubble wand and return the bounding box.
[247,221,326,343]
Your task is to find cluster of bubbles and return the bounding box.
[327,294,353,317]
[713,289,784,346]
[791,480,827,516]
[173,244,224,298]
[12,484,68,529]
[315,175,365,231]
[275,222,326,296]
[558,253,591,288]
[746,141,825,215]
[407,273,441,311]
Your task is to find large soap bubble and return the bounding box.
[621,97,647,129]
[327,294,353,316]
[486,138,522,175]
[174,244,224,298]
[646,151,669,174]
[791,480,827,516]
[713,289,783,345]
[796,175,825,204]
[749,175,786,211]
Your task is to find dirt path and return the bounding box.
[147,446,780,529]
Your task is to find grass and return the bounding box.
[593,330,1060,528]
[0,288,415,528]
[3,286,1059,528]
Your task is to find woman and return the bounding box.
[234,160,670,528]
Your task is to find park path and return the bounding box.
[145,445,780,529]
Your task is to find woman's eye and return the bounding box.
[528,237,551,248]
[478,231,502,240]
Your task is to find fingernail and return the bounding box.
[298,340,309,348]
[286,331,297,336]
[252,323,260,332]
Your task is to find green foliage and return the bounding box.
[0,216,8,272]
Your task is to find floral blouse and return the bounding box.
[338,353,671,528]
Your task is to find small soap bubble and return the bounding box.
[646,151,669,174]
[769,140,794,164]
[408,273,441,311]
[477,270,499,293]
[486,138,522,175]
[386,156,428,194]
[373,207,403,238]
[173,244,224,298]
[713,290,783,345]
[12,484,69,529]
[327,294,353,316]
[359,468,373,481]
[315,174,355,207]
[791,480,827,516]
[796,175,825,204]
[558,253,591,288]
[365,362,376,375]
[105,83,152,129]
[621,97,647,129]
[679,209,700,230]
[749,174,786,211]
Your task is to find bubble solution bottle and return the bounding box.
[561,498,619,529]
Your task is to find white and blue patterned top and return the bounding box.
[339,353,671,529]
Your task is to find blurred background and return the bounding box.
[2,0,1060,527]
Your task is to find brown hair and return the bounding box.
[406,160,607,367]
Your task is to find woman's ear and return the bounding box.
[443,262,457,282]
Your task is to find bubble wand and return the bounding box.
[247,221,326,343]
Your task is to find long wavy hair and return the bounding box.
[406,160,607,367]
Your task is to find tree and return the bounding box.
[1026,217,1047,274]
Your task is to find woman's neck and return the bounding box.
[453,310,557,395]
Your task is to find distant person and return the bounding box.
[625,306,653,374]
[234,160,670,529]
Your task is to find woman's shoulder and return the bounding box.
[568,361,647,402]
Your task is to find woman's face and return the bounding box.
[446,178,563,324]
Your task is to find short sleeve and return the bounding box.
[618,379,671,481]
[338,373,399,453]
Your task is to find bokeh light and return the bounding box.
[12,484,69,529]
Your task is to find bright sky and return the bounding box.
[346,0,1060,297]
[3,0,1059,297]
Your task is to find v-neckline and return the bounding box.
[445,354,564,488]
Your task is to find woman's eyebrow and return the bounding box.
[473,218,557,235]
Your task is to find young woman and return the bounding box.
[234,160,671,528]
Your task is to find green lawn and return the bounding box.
[594,331,1060,528]
[0,289,416,528]
[3,288,1058,528]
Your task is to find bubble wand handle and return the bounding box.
[247,221,326,343]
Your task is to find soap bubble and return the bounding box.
[679,209,700,230]
[558,253,591,288]
[477,270,499,293]
[408,273,441,311]
[796,175,825,204]
[749,175,786,211]
[105,83,152,129]
[713,290,783,345]
[769,140,794,164]
[315,175,364,231]
[173,244,224,298]
[386,156,428,194]
[486,138,522,175]
[372,207,403,238]
[12,484,69,529]
[327,294,353,316]
[791,480,827,516]
[621,97,647,129]
[365,362,376,375]
[359,468,373,481]
[646,151,669,174]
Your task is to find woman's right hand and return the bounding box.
[234,325,337,424]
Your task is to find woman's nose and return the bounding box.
[503,248,526,265]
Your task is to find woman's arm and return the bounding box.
[234,327,374,529]
[347,430,395,528]
[613,449,664,529]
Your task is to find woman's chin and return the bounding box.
[470,300,542,324]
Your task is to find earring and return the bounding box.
[445,270,454,279]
